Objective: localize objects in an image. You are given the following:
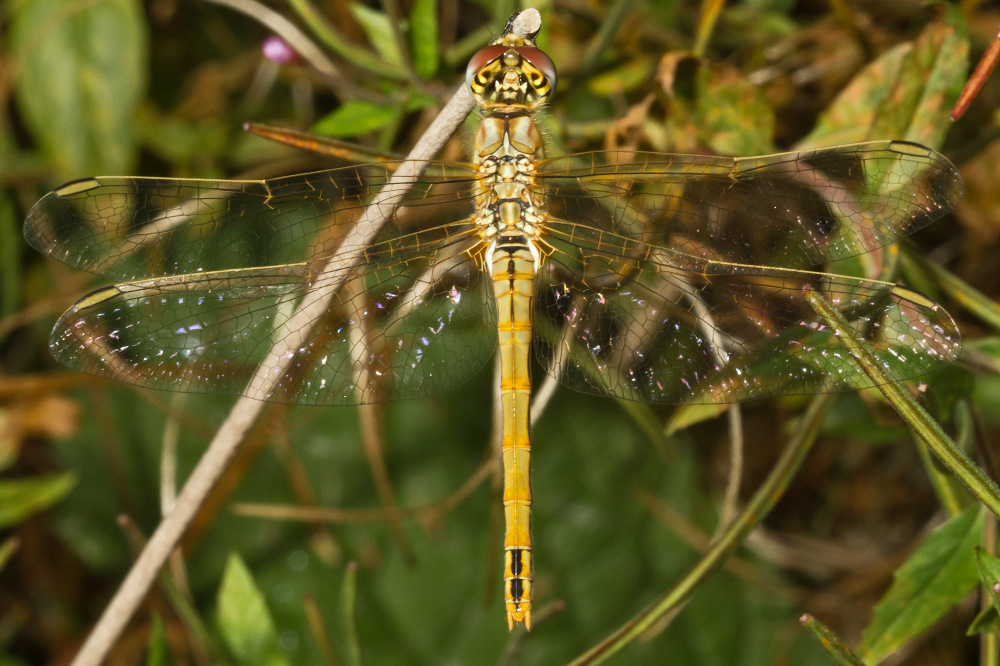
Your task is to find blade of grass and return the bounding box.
[692,0,726,58]
[576,0,641,75]
[902,251,1000,332]
[341,563,360,666]
[799,614,866,666]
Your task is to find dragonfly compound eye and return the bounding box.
[466,45,509,90]
[514,46,557,95]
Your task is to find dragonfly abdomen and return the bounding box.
[491,242,536,630]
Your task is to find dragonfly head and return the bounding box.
[466,34,556,109]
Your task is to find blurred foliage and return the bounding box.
[3,0,1000,664]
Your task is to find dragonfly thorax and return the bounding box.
[474,114,545,251]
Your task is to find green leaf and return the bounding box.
[859,506,983,663]
[800,6,968,149]
[976,547,1000,608]
[967,603,1000,635]
[665,402,728,435]
[0,472,76,528]
[661,55,776,155]
[350,4,404,66]
[313,100,401,138]
[9,0,148,178]
[409,0,439,78]
[967,547,1000,635]
[216,553,289,666]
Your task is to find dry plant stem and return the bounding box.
[684,281,744,530]
[159,393,183,514]
[529,371,560,420]
[161,396,194,602]
[359,403,416,562]
[68,83,477,666]
[950,26,1000,121]
[117,517,217,665]
[633,488,775,585]
[269,418,342,565]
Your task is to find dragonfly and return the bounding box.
[24,11,963,630]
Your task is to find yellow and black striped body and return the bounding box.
[467,21,555,630]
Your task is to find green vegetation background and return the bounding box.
[3,1,1000,664]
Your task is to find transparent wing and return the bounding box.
[537,140,963,269]
[24,161,479,280]
[49,223,496,405]
[535,219,961,404]
[26,162,498,405]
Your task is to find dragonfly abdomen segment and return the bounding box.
[492,242,537,630]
